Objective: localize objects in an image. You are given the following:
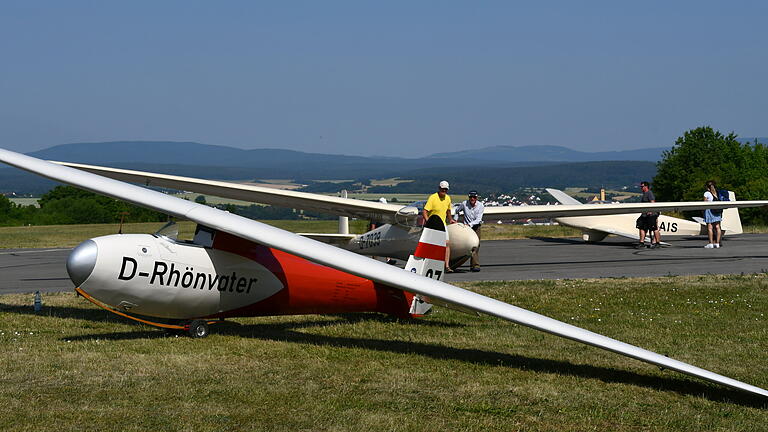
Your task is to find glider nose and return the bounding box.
[67,239,98,287]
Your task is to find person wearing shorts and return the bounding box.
[635,181,660,249]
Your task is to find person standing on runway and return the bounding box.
[635,181,661,248]
[455,190,484,272]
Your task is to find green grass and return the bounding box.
[744,225,768,234]
[0,220,371,249]
[0,275,766,431]
[482,223,582,240]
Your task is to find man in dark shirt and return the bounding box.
[635,181,660,248]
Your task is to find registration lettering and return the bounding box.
[659,221,678,233]
[117,256,257,293]
[358,231,382,249]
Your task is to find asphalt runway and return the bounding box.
[448,233,768,282]
[0,247,71,294]
[1,234,767,295]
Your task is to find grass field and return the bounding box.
[0,275,766,431]
[0,220,370,249]
[482,223,581,240]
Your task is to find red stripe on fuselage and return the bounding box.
[414,242,446,261]
[208,231,415,318]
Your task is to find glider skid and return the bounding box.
[75,287,220,338]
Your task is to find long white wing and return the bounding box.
[1,149,764,398]
[54,161,768,222]
[482,199,768,221]
[53,161,405,222]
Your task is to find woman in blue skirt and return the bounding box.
[703,180,722,248]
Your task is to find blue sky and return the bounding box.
[1,1,765,157]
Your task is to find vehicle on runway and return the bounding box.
[1,147,767,398]
[546,188,743,243]
[50,161,768,268]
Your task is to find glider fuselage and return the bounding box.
[556,213,706,240]
[69,230,417,321]
[345,222,478,267]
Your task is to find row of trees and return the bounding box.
[0,186,336,227]
[0,186,167,226]
[653,127,768,224]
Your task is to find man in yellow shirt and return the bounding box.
[422,180,456,271]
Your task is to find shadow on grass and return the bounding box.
[3,302,764,406]
[234,323,768,407]
[0,301,463,330]
[0,302,126,324]
[44,307,767,407]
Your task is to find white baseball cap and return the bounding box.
[439,180,449,190]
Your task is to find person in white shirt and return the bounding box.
[703,180,723,248]
[455,190,485,272]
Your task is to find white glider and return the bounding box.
[546,188,743,243]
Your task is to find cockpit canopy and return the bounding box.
[395,201,426,227]
[153,221,215,247]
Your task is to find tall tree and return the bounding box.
[653,126,768,224]
[36,186,166,224]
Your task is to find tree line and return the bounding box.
[653,126,768,225]
[0,186,335,227]
[0,186,167,226]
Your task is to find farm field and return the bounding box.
[8,197,40,207]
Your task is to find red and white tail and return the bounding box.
[405,215,447,315]
[406,215,447,281]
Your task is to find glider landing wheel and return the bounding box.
[187,320,210,338]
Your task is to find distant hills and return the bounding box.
[428,145,669,162]
[28,142,376,167]
[1,141,669,195]
[28,141,669,166]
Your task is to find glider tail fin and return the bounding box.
[721,191,743,235]
[404,215,448,315]
[545,188,583,205]
[406,215,447,280]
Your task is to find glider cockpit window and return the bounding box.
[395,200,426,228]
[154,221,179,240]
[153,221,216,247]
